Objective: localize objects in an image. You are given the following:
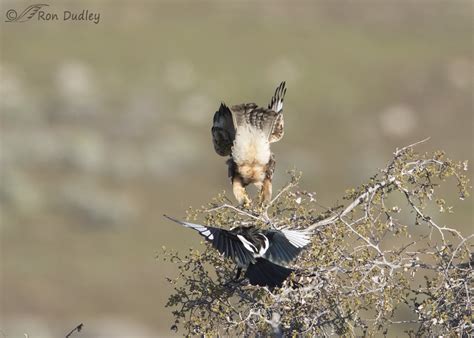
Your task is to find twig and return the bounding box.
[266,180,295,209]
[205,204,262,221]
[446,233,474,270]
[65,323,83,338]
[394,137,430,156]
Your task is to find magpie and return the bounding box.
[164,215,311,288]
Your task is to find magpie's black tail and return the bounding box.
[244,258,293,288]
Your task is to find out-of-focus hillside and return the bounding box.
[0,1,472,336]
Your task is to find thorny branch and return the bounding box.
[160,140,472,336]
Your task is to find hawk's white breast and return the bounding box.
[232,126,271,166]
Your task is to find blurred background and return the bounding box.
[1,0,472,336]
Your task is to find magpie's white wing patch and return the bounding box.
[281,229,311,248]
[237,234,258,253]
[257,235,270,257]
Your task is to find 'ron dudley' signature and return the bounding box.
[5,4,101,24]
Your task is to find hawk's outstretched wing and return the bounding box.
[267,81,286,143]
[212,103,236,156]
[231,103,280,141]
[268,81,286,113]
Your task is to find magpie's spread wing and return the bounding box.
[164,215,255,267]
[262,229,311,265]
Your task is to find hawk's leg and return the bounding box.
[259,177,273,206]
[232,176,251,206]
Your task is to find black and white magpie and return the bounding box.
[164,215,311,288]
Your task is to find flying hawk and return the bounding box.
[211,82,287,206]
[164,215,310,288]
